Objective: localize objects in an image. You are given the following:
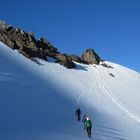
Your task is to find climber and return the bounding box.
[75,108,81,121]
[84,117,92,139]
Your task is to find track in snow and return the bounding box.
[75,66,128,140]
[92,66,140,124]
[93,124,127,140]
[87,124,127,140]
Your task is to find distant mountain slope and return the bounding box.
[0,42,140,140]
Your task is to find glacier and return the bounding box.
[0,42,140,140]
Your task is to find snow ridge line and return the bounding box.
[93,67,140,123]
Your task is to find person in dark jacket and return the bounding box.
[84,117,92,138]
[75,108,81,121]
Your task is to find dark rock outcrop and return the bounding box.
[37,37,59,60]
[81,48,101,64]
[55,54,76,69]
[0,20,76,68]
[37,37,58,53]
[69,54,82,63]
[109,73,115,77]
[0,21,39,58]
[100,63,114,69]
[0,20,102,69]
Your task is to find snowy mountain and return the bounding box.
[0,42,140,140]
[0,20,102,69]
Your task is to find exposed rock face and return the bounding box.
[0,21,38,58]
[100,63,114,69]
[38,37,58,53]
[69,54,82,63]
[55,54,76,69]
[37,37,59,60]
[81,48,101,64]
[0,20,76,68]
[0,20,102,69]
[109,73,115,77]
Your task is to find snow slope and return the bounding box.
[0,42,140,140]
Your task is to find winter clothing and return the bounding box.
[75,109,93,139]
[75,108,81,121]
[84,119,92,138]
[84,119,92,129]
[87,127,91,138]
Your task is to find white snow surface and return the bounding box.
[0,42,140,140]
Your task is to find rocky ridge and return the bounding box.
[0,20,102,68]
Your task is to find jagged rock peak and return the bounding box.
[0,20,76,68]
[0,20,102,68]
[69,54,82,63]
[81,48,101,64]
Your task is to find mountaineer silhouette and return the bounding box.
[75,108,81,121]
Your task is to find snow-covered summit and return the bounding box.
[0,42,140,140]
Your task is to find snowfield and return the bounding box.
[0,42,140,140]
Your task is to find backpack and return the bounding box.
[86,120,91,127]
[84,120,91,128]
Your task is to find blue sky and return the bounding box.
[0,0,140,72]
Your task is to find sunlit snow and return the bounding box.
[0,42,140,140]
